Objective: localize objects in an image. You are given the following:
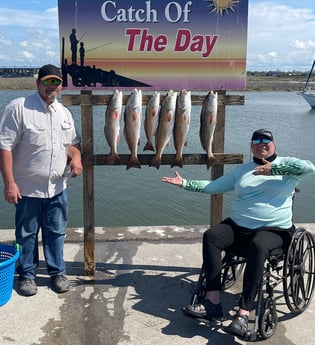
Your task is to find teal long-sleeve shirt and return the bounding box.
[182,156,315,229]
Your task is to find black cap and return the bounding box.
[251,129,273,141]
[38,64,62,81]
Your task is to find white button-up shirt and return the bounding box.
[0,92,80,198]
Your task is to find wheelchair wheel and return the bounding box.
[221,252,246,290]
[190,251,246,305]
[259,298,278,339]
[283,227,315,313]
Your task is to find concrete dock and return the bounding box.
[1,224,315,345]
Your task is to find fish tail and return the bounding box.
[104,153,121,165]
[110,153,121,164]
[149,155,161,169]
[171,155,183,168]
[126,156,141,170]
[206,155,217,170]
[143,142,155,152]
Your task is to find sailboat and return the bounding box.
[301,60,315,108]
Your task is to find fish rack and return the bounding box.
[62,90,244,275]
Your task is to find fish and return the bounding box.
[149,90,177,169]
[172,89,191,168]
[199,90,218,169]
[143,91,160,151]
[104,90,122,164]
[124,88,142,169]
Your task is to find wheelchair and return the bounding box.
[189,227,315,340]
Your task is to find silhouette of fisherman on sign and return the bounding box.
[79,42,85,67]
[70,28,79,64]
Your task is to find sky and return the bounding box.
[0,0,315,72]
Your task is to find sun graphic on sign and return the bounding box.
[205,0,240,16]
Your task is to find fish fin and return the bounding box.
[167,112,172,122]
[112,110,119,120]
[126,157,141,170]
[149,155,161,169]
[208,113,217,125]
[143,142,155,151]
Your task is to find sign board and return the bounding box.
[58,0,248,90]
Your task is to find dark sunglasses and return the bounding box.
[252,138,272,145]
[41,79,62,86]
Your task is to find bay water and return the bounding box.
[0,89,314,229]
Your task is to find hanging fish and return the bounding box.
[143,91,160,151]
[149,90,177,169]
[172,89,191,168]
[124,89,142,169]
[104,90,122,164]
[199,90,218,169]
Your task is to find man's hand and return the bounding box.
[4,181,21,204]
[68,157,83,178]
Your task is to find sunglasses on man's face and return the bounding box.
[41,79,62,86]
[252,138,272,145]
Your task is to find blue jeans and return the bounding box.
[15,190,68,279]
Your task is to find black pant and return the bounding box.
[202,218,294,311]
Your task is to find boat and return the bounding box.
[301,59,315,108]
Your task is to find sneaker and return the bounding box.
[17,277,38,296]
[183,299,223,320]
[50,274,70,293]
[225,312,249,337]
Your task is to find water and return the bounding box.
[0,90,315,229]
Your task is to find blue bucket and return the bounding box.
[0,243,19,307]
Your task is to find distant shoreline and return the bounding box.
[0,76,308,91]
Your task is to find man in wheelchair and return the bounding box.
[162,129,315,338]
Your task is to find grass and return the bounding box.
[0,76,308,91]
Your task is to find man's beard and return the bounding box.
[47,92,57,102]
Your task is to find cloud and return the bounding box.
[256,52,279,66]
[0,35,12,46]
[290,40,315,50]
[247,2,315,71]
[0,6,59,67]
[19,51,35,61]
[0,7,58,28]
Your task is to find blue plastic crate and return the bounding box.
[0,243,19,306]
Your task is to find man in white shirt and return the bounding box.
[0,64,82,296]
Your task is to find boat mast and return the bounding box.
[304,60,315,89]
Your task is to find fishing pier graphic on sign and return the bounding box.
[61,28,151,88]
